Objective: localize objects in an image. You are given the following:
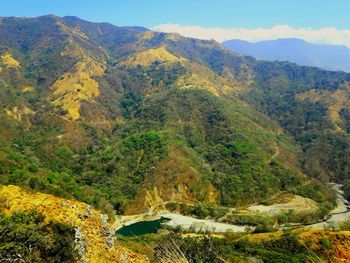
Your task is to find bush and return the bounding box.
[165,202,228,219]
[29,177,46,191]
[253,224,276,233]
[340,220,350,230]
[8,169,27,184]
[233,215,275,227]
[28,164,38,173]
[0,211,77,262]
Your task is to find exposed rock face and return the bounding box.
[75,227,87,263]
[100,214,115,248]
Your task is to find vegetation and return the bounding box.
[0,184,147,262]
[119,229,348,262]
[165,202,228,219]
[0,211,77,262]
[0,15,342,217]
[168,231,314,262]
[1,15,350,261]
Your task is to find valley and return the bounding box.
[0,14,350,262]
[115,184,350,236]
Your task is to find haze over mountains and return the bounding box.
[223,38,350,72]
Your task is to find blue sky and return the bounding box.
[2,0,350,46]
[1,0,349,28]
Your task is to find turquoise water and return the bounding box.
[116,217,170,236]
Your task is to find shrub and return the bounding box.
[253,224,275,233]
[0,211,77,262]
[28,164,38,173]
[234,215,275,226]
[8,169,27,184]
[340,220,350,230]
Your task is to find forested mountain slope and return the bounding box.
[0,15,349,221]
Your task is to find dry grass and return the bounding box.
[0,185,147,263]
[154,237,189,263]
[245,230,283,243]
[121,46,185,67]
[57,20,89,40]
[50,39,106,120]
[176,61,246,97]
[296,85,350,132]
[247,194,318,216]
[0,53,20,70]
[139,31,155,41]
[246,228,350,262]
[4,105,34,123]
[299,229,350,261]
[21,86,34,92]
[50,56,104,120]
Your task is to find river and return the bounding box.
[308,183,350,229]
[115,183,350,235]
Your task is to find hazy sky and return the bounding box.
[2,0,350,46]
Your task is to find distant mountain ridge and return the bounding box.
[223,38,350,72]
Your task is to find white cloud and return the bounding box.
[152,24,350,47]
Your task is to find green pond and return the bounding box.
[116,217,170,236]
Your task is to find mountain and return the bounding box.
[0,15,309,213]
[223,38,350,72]
[1,15,350,261]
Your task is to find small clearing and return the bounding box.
[247,195,318,216]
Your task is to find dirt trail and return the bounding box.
[267,143,280,164]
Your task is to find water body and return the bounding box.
[116,217,170,236]
[116,184,350,236]
[116,213,248,236]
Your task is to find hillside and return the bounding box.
[2,15,350,261]
[0,185,147,262]
[0,15,317,215]
[223,38,350,72]
[0,15,347,213]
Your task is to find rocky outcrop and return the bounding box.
[0,185,148,262]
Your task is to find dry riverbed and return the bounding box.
[114,184,350,234]
[160,213,247,232]
[308,183,350,229]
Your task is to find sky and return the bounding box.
[2,0,350,46]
